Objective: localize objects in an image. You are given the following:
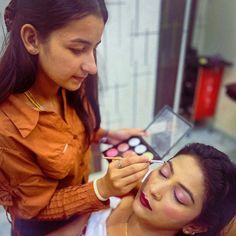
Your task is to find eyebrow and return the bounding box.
[70,38,101,47]
[167,161,195,204]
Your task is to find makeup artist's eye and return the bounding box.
[70,48,85,55]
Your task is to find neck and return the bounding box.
[27,74,63,114]
[127,213,177,236]
[29,85,59,101]
[31,69,60,99]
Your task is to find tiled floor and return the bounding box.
[0,126,236,236]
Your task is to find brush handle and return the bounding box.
[149,160,165,164]
[103,156,123,161]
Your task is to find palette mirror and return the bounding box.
[102,106,193,161]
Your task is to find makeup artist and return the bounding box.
[0,1,150,235]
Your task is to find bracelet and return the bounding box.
[93,179,109,201]
[100,130,109,144]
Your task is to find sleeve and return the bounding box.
[36,182,109,220]
[0,148,109,220]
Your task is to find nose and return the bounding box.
[152,192,162,201]
[149,181,170,201]
[81,51,97,75]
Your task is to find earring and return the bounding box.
[183,229,195,235]
[31,49,38,55]
[183,229,189,234]
[29,47,38,55]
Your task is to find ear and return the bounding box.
[20,24,40,55]
[182,224,208,235]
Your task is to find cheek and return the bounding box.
[44,55,79,78]
[161,203,191,222]
[162,204,183,220]
[42,46,79,72]
[51,52,77,70]
[161,202,202,228]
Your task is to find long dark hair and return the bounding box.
[0,0,108,145]
[174,143,236,236]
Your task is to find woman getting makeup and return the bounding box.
[47,143,236,236]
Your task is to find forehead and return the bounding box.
[170,154,205,194]
[49,14,105,43]
[171,154,202,176]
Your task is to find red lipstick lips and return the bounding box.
[140,192,152,211]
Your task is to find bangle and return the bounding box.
[100,130,109,144]
[93,179,108,201]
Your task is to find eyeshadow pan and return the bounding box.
[106,148,118,157]
[134,144,147,154]
[143,151,154,160]
[128,137,140,147]
[117,143,129,152]
[122,150,135,157]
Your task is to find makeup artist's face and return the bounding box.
[133,154,205,231]
[37,14,104,91]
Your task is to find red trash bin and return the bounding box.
[192,56,232,122]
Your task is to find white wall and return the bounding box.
[95,0,161,176]
[97,0,161,130]
[192,0,208,54]
[0,0,8,45]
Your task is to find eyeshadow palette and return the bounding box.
[102,105,193,161]
[103,136,159,161]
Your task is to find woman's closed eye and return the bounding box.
[159,164,170,179]
[174,187,193,206]
[158,162,194,206]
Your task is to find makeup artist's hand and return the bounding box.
[107,128,147,145]
[97,153,150,198]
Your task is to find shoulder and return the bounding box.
[107,195,134,224]
[115,195,135,211]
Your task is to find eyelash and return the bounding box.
[70,48,85,55]
[70,47,97,56]
[174,190,185,205]
[159,170,167,178]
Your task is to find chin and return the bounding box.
[132,197,146,216]
[132,202,156,229]
[65,83,82,91]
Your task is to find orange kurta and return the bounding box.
[0,90,108,220]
